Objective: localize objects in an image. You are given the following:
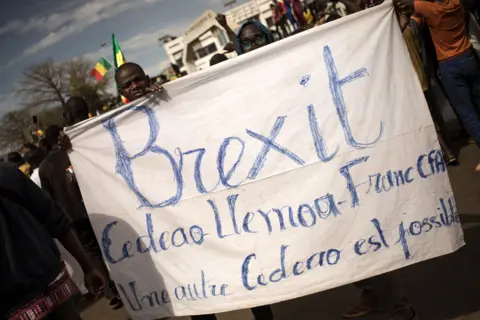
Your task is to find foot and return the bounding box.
[390,305,418,320]
[444,153,459,166]
[109,297,123,310]
[342,290,379,318]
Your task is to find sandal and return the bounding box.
[109,297,124,310]
[342,290,379,318]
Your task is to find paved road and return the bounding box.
[82,145,480,320]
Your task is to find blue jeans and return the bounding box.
[439,49,480,148]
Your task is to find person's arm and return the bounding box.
[39,161,54,200]
[396,6,411,32]
[394,0,415,30]
[10,163,106,295]
[216,14,236,44]
[58,228,106,295]
[414,0,436,18]
[38,155,75,216]
[58,131,73,151]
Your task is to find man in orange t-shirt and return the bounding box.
[395,0,480,153]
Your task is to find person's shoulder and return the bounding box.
[43,149,69,163]
[0,162,20,176]
[40,150,71,173]
[0,163,24,187]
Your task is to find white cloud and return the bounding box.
[82,20,187,67]
[0,93,22,118]
[0,20,22,35]
[1,0,167,59]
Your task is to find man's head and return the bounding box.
[7,152,24,166]
[210,53,229,66]
[236,21,274,55]
[115,62,151,102]
[45,125,63,147]
[65,97,89,126]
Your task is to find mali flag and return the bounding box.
[90,57,112,82]
[112,34,129,104]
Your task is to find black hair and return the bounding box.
[24,148,46,169]
[115,62,145,78]
[45,125,63,146]
[7,152,24,166]
[325,13,342,23]
[210,53,229,66]
[171,63,181,76]
[66,97,89,123]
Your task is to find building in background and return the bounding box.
[226,0,274,29]
[182,10,232,72]
[159,35,186,73]
[160,0,275,73]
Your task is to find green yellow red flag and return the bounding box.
[90,57,112,82]
[112,34,129,104]
[112,34,126,69]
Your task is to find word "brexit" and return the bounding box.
[102,46,383,209]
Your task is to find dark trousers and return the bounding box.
[439,50,480,148]
[275,17,290,38]
[192,305,274,320]
[424,89,455,154]
[44,298,81,320]
[354,275,414,319]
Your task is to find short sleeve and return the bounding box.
[414,1,436,18]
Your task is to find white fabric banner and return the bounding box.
[67,3,464,319]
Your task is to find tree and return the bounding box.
[66,58,113,115]
[15,60,67,110]
[66,57,112,98]
[0,109,33,151]
[15,58,113,112]
[37,106,65,127]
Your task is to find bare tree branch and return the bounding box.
[14,58,112,112]
[0,110,33,151]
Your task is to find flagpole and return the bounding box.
[112,33,121,105]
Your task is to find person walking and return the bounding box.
[0,162,106,320]
[396,0,480,169]
[40,122,123,309]
[284,0,299,29]
[292,0,308,27]
[272,1,291,38]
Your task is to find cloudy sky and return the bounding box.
[0,0,248,116]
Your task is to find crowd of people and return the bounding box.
[1,0,480,319]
